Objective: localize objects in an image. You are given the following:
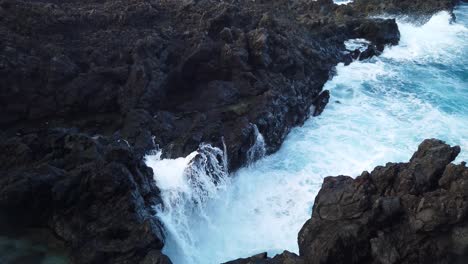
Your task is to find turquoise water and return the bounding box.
[147,5,468,264]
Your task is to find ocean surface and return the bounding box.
[145,4,468,264]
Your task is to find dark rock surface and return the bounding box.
[350,0,459,16]
[0,128,170,263]
[299,139,467,264]
[0,0,461,263]
[0,0,402,171]
[0,1,398,262]
[223,251,304,264]
[226,139,468,264]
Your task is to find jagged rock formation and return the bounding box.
[0,0,401,170]
[225,139,468,264]
[0,129,170,263]
[299,139,467,264]
[0,0,398,262]
[0,0,460,263]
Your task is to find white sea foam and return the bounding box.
[146,8,468,264]
[246,124,267,164]
[145,144,230,264]
[145,150,197,192]
[344,38,371,51]
[334,0,353,5]
[383,11,468,63]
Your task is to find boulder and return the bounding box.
[0,129,170,264]
[225,139,467,264]
[298,139,467,264]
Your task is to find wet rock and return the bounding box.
[359,45,379,60]
[0,0,459,263]
[354,19,400,51]
[223,251,303,264]
[350,49,361,60]
[223,252,268,264]
[312,90,330,116]
[226,139,467,264]
[298,139,468,264]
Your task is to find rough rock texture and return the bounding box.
[0,0,460,263]
[350,0,460,16]
[0,0,401,262]
[299,139,467,264]
[227,139,468,264]
[0,128,171,263]
[0,0,405,261]
[0,0,402,170]
[223,251,304,264]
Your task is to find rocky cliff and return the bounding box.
[225,139,468,264]
[0,0,461,263]
[0,0,402,170]
[0,129,171,263]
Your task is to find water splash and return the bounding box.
[246,124,267,164]
[334,0,353,5]
[344,38,371,52]
[144,144,229,264]
[147,7,468,264]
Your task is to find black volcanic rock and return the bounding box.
[225,139,468,264]
[0,0,460,263]
[353,18,400,51]
[359,45,380,60]
[351,0,459,16]
[223,251,304,264]
[298,139,467,264]
[0,0,402,171]
[0,129,170,264]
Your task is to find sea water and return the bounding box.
[146,5,468,264]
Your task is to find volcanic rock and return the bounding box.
[0,0,402,171]
[0,129,170,264]
[298,139,467,264]
[0,0,461,263]
[226,139,468,264]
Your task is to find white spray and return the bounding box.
[246,124,267,164]
[145,7,468,264]
[144,143,230,264]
